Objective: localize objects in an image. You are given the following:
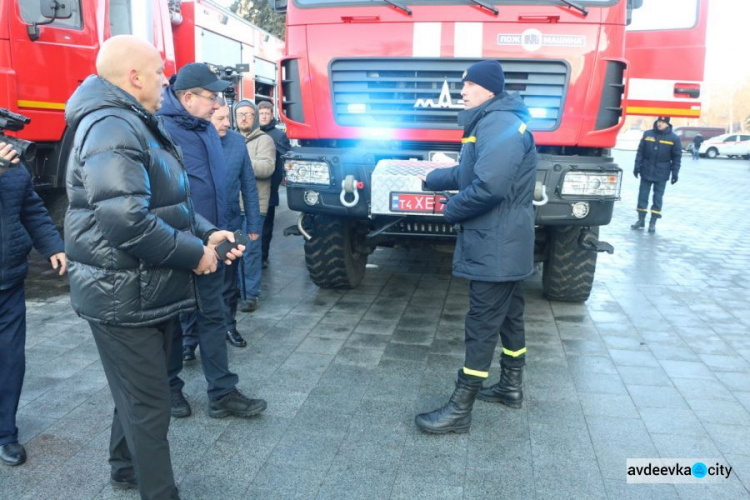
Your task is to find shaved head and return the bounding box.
[95,35,168,113]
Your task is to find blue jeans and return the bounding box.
[0,283,25,446]
[238,213,264,301]
[637,179,667,218]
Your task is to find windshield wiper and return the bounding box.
[382,0,412,15]
[557,0,588,16]
[467,0,498,15]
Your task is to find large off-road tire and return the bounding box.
[40,190,68,232]
[304,215,367,289]
[542,226,598,302]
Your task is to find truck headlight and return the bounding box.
[561,171,621,197]
[285,160,331,185]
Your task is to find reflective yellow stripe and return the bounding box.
[644,137,656,142]
[659,140,674,145]
[650,210,661,214]
[462,367,489,378]
[626,106,700,118]
[17,99,66,110]
[518,123,527,134]
[502,347,527,357]
[461,136,476,143]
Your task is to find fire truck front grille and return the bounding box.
[330,58,568,131]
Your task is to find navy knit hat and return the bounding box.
[462,60,505,95]
[657,116,671,124]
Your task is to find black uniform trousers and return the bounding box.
[261,205,276,263]
[0,283,25,447]
[88,318,180,500]
[637,179,667,218]
[462,280,526,386]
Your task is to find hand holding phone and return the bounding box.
[215,230,249,260]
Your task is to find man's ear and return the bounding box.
[130,68,143,90]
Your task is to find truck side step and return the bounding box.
[578,228,614,254]
[283,224,302,237]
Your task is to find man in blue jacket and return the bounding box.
[206,100,262,348]
[415,60,537,434]
[0,143,65,466]
[631,116,681,233]
[159,63,266,420]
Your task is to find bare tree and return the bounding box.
[232,0,286,40]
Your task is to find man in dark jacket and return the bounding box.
[65,36,243,499]
[0,144,65,467]
[692,133,703,160]
[206,100,262,349]
[414,60,537,434]
[632,116,681,233]
[158,63,266,420]
[257,101,291,268]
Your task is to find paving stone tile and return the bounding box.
[617,365,674,387]
[659,360,716,380]
[704,424,750,456]
[579,393,640,419]
[610,349,661,368]
[688,399,750,427]
[572,371,629,395]
[671,377,737,402]
[603,480,679,499]
[638,408,707,436]
[649,433,723,459]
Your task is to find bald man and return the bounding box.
[64,35,243,499]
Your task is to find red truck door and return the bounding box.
[7,0,97,141]
[624,0,708,119]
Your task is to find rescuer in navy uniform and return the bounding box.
[631,116,681,233]
[415,60,537,434]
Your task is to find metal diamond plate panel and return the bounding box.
[371,160,457,216]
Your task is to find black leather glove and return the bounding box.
[633,169,639,179]
[671,174,678,185]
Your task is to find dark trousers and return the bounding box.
[88,318,180,500]
[222,261,240,331]
[172,271,238,400]
[0,283,25,446]
[637,179,667,218]
[261,205,276,263]
[462,280,526,386]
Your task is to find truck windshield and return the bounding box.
[294,0,615,8]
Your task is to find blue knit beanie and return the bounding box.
[462,60,505,95]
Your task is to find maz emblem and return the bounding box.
[414,80,463,109]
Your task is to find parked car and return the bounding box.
[698,134,750,159]
[673,126,725,151]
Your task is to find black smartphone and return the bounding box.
[215,230,249,259]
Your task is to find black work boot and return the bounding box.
[170,390,192,419]
[631,211,646,230]
[478,364,524,408]
[415,379,479,434]
[648,217,657,233]
[209,389,267,418]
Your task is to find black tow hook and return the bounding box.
[578,228,614,254]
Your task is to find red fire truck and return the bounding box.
[273,0,708,301]
[0,0,283,221]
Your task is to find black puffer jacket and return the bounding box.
[64,76,215,327]
[635,120,681,182]
[426,92,537,282]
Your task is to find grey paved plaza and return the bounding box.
[3,150,750,499]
